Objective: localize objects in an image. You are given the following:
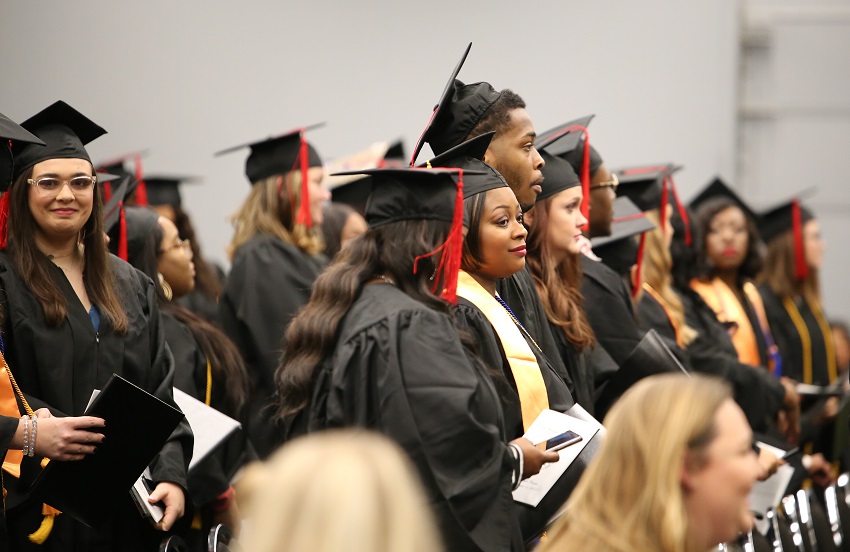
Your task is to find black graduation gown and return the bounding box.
[0,253,193,552]
[679,291,786,434]
[580,254,643,366]
[300,284,522,552]
[758,286,832,386]
[161,313,251,550]
[219,235,326,458]
[496,267,575,392]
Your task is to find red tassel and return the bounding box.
[0,192,9,251]
[413,169,465,304]
[292,131,312,228]
[103,181,112,203]
[668,176,691,246]
[660,177,669,236]
[133,154,148,207]
[792,200,809,281]
[632,232,647,299]
[118,203,128,261]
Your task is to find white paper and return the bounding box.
[132,467,165,523]
[512,409,600,507]
[749,444,795,535]
[172,388,242,470]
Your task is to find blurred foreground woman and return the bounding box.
[540,373,760,552]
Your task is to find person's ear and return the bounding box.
[680,450,700,493]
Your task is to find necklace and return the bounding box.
[494,295,542,352]
[378,274,396,285]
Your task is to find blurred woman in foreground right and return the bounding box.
[539,374,760,552]
[243,430,443,552]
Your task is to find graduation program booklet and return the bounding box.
[29,374,184,528]
[172,388,241,471]
[512,408,601,507]
[749,442,795,535]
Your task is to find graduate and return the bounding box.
[523,145,604,415]
[217,127,330,459]
[0,101,192,550]
[145,176,227,326]
[547,126,644,366]
[410,44,575,393]
[107,204,251,548]
[277,167,554,552]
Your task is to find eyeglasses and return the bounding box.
[590,173,618,191]
[159,237,191,255]
[27,175,97,194]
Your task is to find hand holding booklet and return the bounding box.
[29,375,185,528]
[512,408,601,507]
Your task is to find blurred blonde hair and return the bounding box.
[539,374,730,552]
[243,430,444,552]
[642,209,698,346]
[227,171,323,259]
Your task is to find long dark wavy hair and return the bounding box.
[276,219,454,418]
[173,205,223,300]
[693,197,764,284]
[129,219,249,415]
[7,168,129,333]
[524,197,596,350]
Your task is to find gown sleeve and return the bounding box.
[311,307,519,552]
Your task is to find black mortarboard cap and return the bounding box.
[537,151,580,202]
[144,176,200,209]
[757,193,816,244]
[216,124,323,184]
[419,133,507,200]
[536,115,595,158]
[591,197,656,249]
[106,206,160,263]
[12,101,106,181]
[103,175,131,232]
[325,139,407,216]
[688,177,757,221]
[0,111,45,192]
[614,164,682,213]
[410,43,505,163]
[592,197,656,277]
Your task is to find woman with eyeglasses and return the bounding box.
[0,101,192,551]
[108,205,251,548]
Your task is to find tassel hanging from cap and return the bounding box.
[118,202,128,261]
[28,500,61,544]
[133,154,148,207]
[792,200,809,281]
[0,192,10,251]
[632,232,647,299]
[102,180,113,204]
[293,130,312,228]
[413,169,465,304]
[667,176,692,246]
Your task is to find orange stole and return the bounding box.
[456,271,550,431]
[0,364,22,477]
[690,278,761,367]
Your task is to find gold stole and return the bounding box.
[690,278,761,366]
[456,271,549,431]
[642,283,685,348]
[0,362,22,477]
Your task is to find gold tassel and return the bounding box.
[191,511,203,530]
[28,504,61,544]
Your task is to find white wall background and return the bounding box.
[2,0,740,264]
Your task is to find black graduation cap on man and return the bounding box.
[4,101,106,249]
[536,114,596,220]
[591,196,656,278]
[331,167,486,304]
[409,43,505,164]
[688,177,757,222]
[758,193,816,281]
[216,124,323,227]
[0,111,45,192]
